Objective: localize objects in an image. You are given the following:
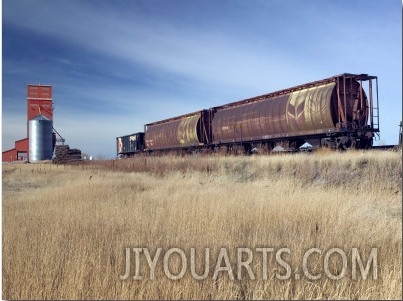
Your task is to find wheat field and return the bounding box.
[2,150,402,300]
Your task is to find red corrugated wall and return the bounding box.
[15,138,29,151]
[2,149,17,162]
[2,138,28,162]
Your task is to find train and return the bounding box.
[116,73,380,156]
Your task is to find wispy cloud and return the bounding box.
[3,0,316,90]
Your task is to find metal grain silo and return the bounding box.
[29,115,53,162]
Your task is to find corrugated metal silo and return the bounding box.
[29,115,53,162]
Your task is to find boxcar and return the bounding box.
[116,132,144,157]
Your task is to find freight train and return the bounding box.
[116,73,380,156]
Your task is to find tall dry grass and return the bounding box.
[2,150,402,300]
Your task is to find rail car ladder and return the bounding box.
[370,78,380,140]
[372,103,380,140]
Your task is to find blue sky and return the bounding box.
[2,0,402,158]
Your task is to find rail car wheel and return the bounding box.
[243,143,253,155]
[336,136,356,150]
[357,137,373,149]
[321,138,334,148]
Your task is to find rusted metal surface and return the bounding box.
[125,73,378,152]
[212,83,337,144]
[145,111,206,150]
[336,76,369,126]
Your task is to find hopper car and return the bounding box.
[116,73,380,156]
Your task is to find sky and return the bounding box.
[2,0,402,158]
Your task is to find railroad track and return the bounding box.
[371,145,399,150]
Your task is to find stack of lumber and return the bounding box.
[53,145,82,164]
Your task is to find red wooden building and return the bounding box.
[2,85,53,162]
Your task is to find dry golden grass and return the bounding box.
[2,150,402,300]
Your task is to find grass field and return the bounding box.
[2,150,402,300]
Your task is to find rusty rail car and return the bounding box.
[116,73,380,156]
[144,110,212,151]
